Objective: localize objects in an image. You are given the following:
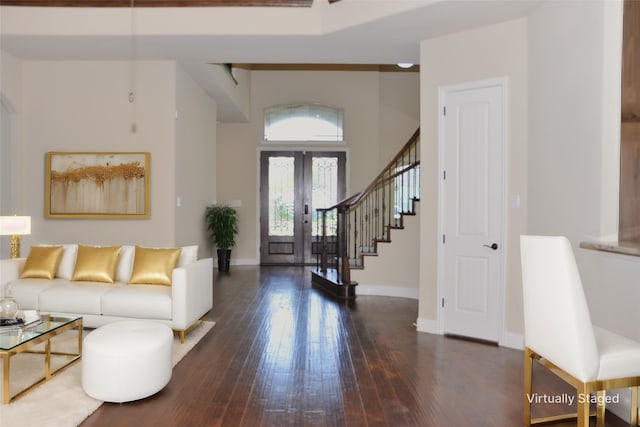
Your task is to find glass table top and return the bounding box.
[0,315,82,351]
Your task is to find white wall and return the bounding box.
[528,0,639,340]
[2,59,217,252]
[0,50,24,259]
[528,1,638,420]
[216,69,420,265]
[528,1,606,241]
[174,64,217,258]
[20,60,176,248]
[378,72,420,167]
[352,202,420,298]
[0,52,20,216]
[418,18,528,339]
[0,50,22,113]
[417,0,637,348]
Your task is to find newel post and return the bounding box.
[337,207,350,283]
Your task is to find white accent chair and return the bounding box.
[520,235,640,426]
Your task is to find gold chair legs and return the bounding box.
[524,347,640,427]
[632,387,639,426]
[524,347,533,427]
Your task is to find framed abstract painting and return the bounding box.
[45,152,150,219]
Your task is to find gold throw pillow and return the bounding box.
[20,246,64,279]
[129,246,182,286]
[72,245,122,283]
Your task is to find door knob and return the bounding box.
[483,243,499,250]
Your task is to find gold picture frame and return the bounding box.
[45,152,150,219]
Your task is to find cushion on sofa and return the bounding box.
[129,246,181,286]
[21,246,64,280]
[38,244,78,279]
[72,245,122,283]
[115,245,135,283]
[178,245,198,267]
[39,282,117,315]
[56,244,79,279]
[100,284,172,320]
[10,278,63,310]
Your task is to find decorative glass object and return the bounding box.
[0,283,19,319]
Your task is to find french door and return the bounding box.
[260,151,346,265]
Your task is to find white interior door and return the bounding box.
[440,80,505,343]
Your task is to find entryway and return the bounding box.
[260,151,346,265]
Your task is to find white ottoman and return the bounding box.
[82,320,173,403]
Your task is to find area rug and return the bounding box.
[0,320,214,427]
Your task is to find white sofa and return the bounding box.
[0,244,213,343]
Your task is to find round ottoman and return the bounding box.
[82,320,173,403]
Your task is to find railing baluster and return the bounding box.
[314,128,420,287]
[320,210,327,272]
[388,171,393,233]
[374,185,379,246]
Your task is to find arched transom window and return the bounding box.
[263,103,344,142]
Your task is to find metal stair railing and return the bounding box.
[316,128,420,283]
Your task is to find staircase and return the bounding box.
[312,128,420,299]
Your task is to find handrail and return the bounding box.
[350,128,420,207]
[315,127,420,283]
[316,193,358,213]
[318,127,420,213]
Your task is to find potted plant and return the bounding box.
[205,205,239,272]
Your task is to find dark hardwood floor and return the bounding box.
[81,266,628,426]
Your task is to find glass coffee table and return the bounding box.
[0,315,83,404]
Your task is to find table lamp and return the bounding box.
[0,216,31,258]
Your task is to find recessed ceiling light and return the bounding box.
[397,63,414,69]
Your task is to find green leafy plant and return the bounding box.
[205,205,239,250]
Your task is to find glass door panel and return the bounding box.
[268,156,295,237]
[260,152,303,264]
[304,153,345,264]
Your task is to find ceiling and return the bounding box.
[0,0,543,120]
[0,0,319,6]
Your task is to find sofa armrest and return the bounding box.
[171,258,213,330]
[0,258,26,296]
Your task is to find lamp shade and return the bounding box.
[0,216,31,236]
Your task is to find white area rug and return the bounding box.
[0,320,214,427]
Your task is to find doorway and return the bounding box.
[260,151,346,265]
[439,78,506,343]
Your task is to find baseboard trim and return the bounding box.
[355,285,418,300]
[213,258,258,267]
[415,320,524,350]
[416,317,440,334]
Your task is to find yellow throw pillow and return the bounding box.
[71,245,122,283]
[20,246,64,279]
[129,246,182,286]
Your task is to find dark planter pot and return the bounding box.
[217,249,231,272]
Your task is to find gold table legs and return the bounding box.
[1,318,83,404]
